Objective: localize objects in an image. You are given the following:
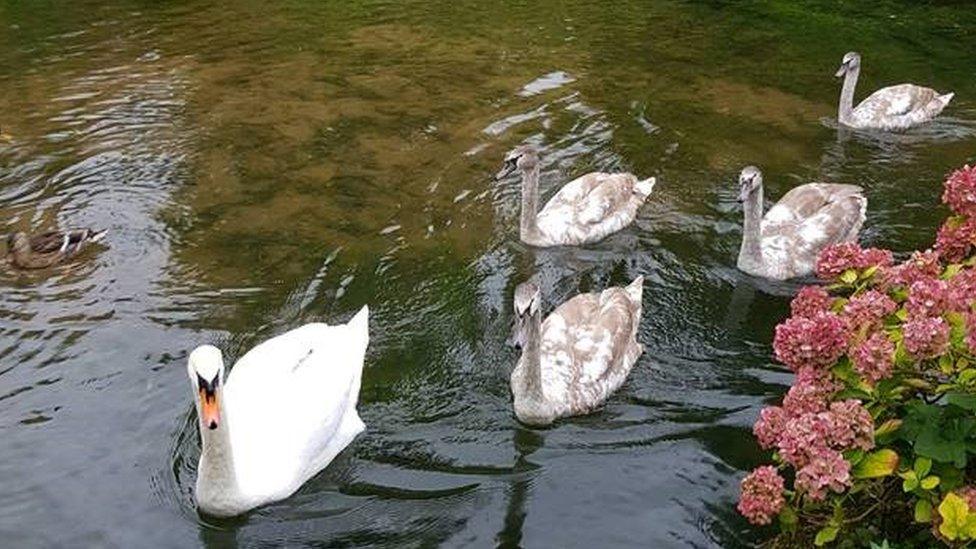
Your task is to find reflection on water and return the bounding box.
[1,1,975,547]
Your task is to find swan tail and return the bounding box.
[634,177,656,198]
[88,229,108,243]
[938,92,955,106]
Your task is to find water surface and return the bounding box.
[1,1,975,547]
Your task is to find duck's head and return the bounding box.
[187,345,225,431]
[835,51,860,78]
[738,166,763,202]
[510,281,541,349]
[496,145,539,180]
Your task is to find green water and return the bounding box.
[1,1,974,547]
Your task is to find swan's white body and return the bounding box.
[737,167,866,280]
[836,51,953,131]
[511,277,644,426]
[189,306,369,517]
[498,146,655,247]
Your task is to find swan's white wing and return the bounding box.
[535,172,648,245]
[224,307,369,497]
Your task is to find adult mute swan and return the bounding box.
[510,277,644,426]
[835,51,953,131]
[6,229,106,269]
[496,145,655,247]
[188,306,369,517]
[736,166,866,280]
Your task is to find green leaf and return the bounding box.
[853,448,899,479]
[875,419,902,443]
[895,308,909,322]
[840,269,858,284]
[778,504,798,533]
[814,525,839,546]
[948,392,976,412]
[941,354,956,375]
[860,265,879,280]
[945,263,964,279]
[959,357,971,372]
[914,457,932,478]
[921,475,941,490]
[960,369,976,385]
[915,499,933,523]
[939,492,970,541]
[902,470,919,492]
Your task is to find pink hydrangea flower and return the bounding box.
[773,312,849,372]
[816,243,863,280]
[907,278,949,318]
[776,412,830,467]
[851,332,895,384]
[783,368,840,415]
[795,448,852,501]
[858,247,894,270]
[843,290,897,333]
[942,165,976,217]
[753,406,788,450]
[949,269,976,313]
[936,217,976,263]
[877,250,942,290]
[791,286,833,319]
[737,466,786,525]
[824,399,875,452]
[903,316,950,360]
[967,313,976,355]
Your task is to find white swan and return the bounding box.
[510,277,643,426]
[496,145,655,247]
[835,51,953,131]
[737,166,866,280]
[187,306,369,517]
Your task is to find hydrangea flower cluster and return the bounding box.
[737,466,786,526]
[773,312,848,372]
[942,165,976,217]
[877,250,941,291]
[907,278,949,318]
[851,331,895,384]
[843,290,896,333]
[903,316,950,361]
[790,285,833,319]
[936,216,976,263]
[815,243,893,280]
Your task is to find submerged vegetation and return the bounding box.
[740,166,976,546]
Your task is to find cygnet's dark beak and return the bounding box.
[834,63,847,78]
[738,182,752,203]
[507,316,524,349]
[496,160,517,181]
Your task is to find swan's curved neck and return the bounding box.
[838,66,859,123]
[739,186,764,269]
[520,165,542,243]
[197,390,239,496]
[518,310,545,400]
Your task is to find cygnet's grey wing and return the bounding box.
[853,84,950,129]
[539,285,641,412]
[763,183,866,267]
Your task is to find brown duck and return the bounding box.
[6,229,107,269]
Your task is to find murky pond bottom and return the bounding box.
[1,1,975,547]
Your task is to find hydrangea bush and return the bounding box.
[740,165,976,547]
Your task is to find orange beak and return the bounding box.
[199,388,220,430]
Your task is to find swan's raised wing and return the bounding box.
[224,307,369,496]
[539,279,642,406]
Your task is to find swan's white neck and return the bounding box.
[520,165,542,243]
[518,309,545,401]
[838,65,860,124]
[196,389,240,504]
[739,185,764,270]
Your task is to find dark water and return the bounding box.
[1,1,975,547]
